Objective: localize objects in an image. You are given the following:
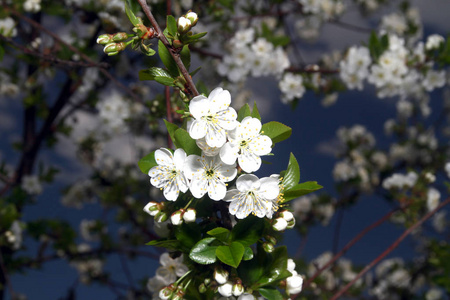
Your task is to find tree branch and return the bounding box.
[136,0,199,97]
[330,197,450,300]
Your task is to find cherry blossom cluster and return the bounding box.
[340,33,447,100]
[217,29,290,83]
[147,87,280,220]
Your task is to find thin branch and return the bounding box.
[330,197,450,300]
[0,250,15,300]
[328,19,373,34]
[300,203,407,292]
[136,0,199,97]
[8,8,141,103]
[0,34,109,69]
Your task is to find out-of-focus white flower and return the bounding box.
[183,208,196,223]
[219,117,272,173]
[382,172,418,190]
[445,162,450,178]
[188,87,238,148]
[4,221,22,250]
[184,153,236,200]
[224,174,279,219]
[426,287,443,300]
[155,253,188,284]
[426,188,440,212]
[279,73,305,103]
[0,17,17,37]
[23,0,41,12]
[422,70,446,92]
[425,34,444,50]
[148,148,189,201]
[21,175,42,195]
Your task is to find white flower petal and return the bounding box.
[236,174,260,192]
[220,143,239,165]
[208,179,227,200]
[223,189,240,202]
[173,148,187,170]
[216,107,238,130]
[184,155,203,180]
[238,151,261,173]
[163,180,179,201]
[190,173,208,198]
[205,126,226,147]
[189,119,207,140]
[189,95,208,119]
[154,148,173,166]
[249,135,272,156]
[259,177,279,200]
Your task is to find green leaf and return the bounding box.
[216,241,245,268]
[166,15,177,37]
[232,215,265,246]
[146,239,180,250]
[283,181,323,202]
[174,128,201,155]
[261,121,292,144]
[175,222,202,250]
[158,40,179,77]
[124,0,142,26]
[251,102,261,120]
[258,288,283,300]
[283,153,300,191]
[257,246,290,286]
[181,32,207,44]
[237,103,252,122]
[163,120,180,147]
[180,45,191,71]
[189,237,218,265]
[243,246,254,261]
[139,67,173,81]
[0,203,18,229]
[154,76,175,86]
[207,227,231,243]
[138,151,157,174]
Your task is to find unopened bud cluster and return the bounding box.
[213,269,245,297]
[159,283,186,300]
[272,210,295,231]
[143,201,168,222]
[96,32,131,56]
[171,208,196,225]
[177,11,198,34]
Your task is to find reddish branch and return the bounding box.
[136,0,199,97]
[330,197,450,300]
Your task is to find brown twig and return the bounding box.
[136,0,199,97]
[329,197,450,300]
[165,86,174,148]
[299,203,406,293]
[0,250,15,299]
[7,8,141,103]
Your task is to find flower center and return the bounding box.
[205,168,215,178]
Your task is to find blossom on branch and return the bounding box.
[148,148,189,201]
[223,174,279,219]
[188,87,238,148]
[185,153,237,200]
[219,116,272,173]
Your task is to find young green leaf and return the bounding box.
[174,128,201,155]
[283,153,300,191]
[163,120,180,148]
[237,103,252,122]
[124,0,142,26]
[166,15,177,37]
[207,227,231,243]
[139,67,173,81]
[189,237,218,265]
[231,216,265,246]
[216,241,245,268]
[261,121,292,144]
[158,40,179,77]
[180,45,191,71]
[257,246,290,286]
[146,239,180,250]
[258,288,283,300]
[251,102,261,120]
[283,181,323,202]
[243,246,254,261]
[138,151,157,174]
[154,76,175,86]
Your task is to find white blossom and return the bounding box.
[223,174,279,219]
[426,188,440,212]
[425,34,444,50]
[21,175,42,195]
[155,253,188,285]
[184,153,237,200]
[0,17,17,38]
[220,117,272,173]
[218,282,233,297]
[279,73,305,103]
[188,87,238,147]
[148,148,189,201]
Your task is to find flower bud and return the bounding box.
[155,211,168,223]
[280,210,294,222]
[218,282,233,297]
[173,39,183,48]
[286,218,296,229]
[232,282,244,296]
[177,17,191,33]
[185,11,198,26]
[112,32,129,42]
[159,284,175,300]
[198,283,207,293]
[265,235,277,245]
[272,218,288,231]
[143,201,159,216]
[172,290,185,300]
[263,242,274,253]
[103,42,126,56]
[183,208,196,223]
[214,268,229,285]
[97,34,113,45]
[238,294,256,300]
[286,274,303,295]
[171,210,184,225]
